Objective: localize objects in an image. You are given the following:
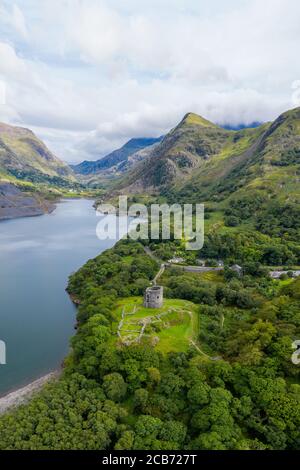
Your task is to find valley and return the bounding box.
[0,106,299,450]
[1,0,299,455]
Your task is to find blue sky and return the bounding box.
[0,0,300,163]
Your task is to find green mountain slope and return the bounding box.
[167,107,300,226]
[118,113,234,191]
[116,108,299,200]
[106,107,300,266]
[0,122,75,184]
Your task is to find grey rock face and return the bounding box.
[0,182,54,221]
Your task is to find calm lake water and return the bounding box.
[0,199,121,396]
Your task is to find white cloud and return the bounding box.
[0,0,299,163]
[10,4,28,39]
[0,3,28,39]
[66,3,123,63]
[0,41,27,78]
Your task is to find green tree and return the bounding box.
[103,373,127,402]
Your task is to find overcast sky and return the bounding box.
[0,0,300,163]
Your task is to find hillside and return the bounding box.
[0,123,75,185]
[111,108,299,213]
[72,137,163,177]
[116,113,234,192]
[114,108,299,201]
[102,107,300,268]
[176,107,300,202]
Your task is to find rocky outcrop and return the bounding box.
[0,182,55,221]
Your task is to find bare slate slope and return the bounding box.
[0,182,54,220]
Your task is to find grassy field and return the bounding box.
[196,270,225,283]
[113,297,198,353]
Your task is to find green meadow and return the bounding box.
[113,297,198,353]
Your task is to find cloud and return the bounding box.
[0,41,27,78]
[0,0,299,163]
[10,4,28,39]
[0,3,28,39]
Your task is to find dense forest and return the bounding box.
[0,239,299,450]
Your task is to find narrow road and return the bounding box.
[143,246,286,278]
[179,265,223,273]
[143,246,161,263]
[152,264,165,285]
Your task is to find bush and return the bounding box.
[225,216,241,227]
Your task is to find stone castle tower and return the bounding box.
[144,285,163,308]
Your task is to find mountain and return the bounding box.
[104,107,299,265]
[171,107,300,205]
[114,140,161,173]
[72,137,163,176]
[112,108,300,203]
[0,122,75,184]
[114,112,235,192]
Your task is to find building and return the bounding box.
[168,257,185,264]
[230,264,243,276]
[144,286,164,308]
[196,259,205,266]
[270,270,300,279]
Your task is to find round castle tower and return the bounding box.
[144,286,163,309]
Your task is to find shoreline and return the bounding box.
[0,198,110,417]
[0,195,96,222]
[0,371,60,415]
[0,181,58,222]
[0,203,56,222]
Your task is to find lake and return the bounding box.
[0,199,122,396]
